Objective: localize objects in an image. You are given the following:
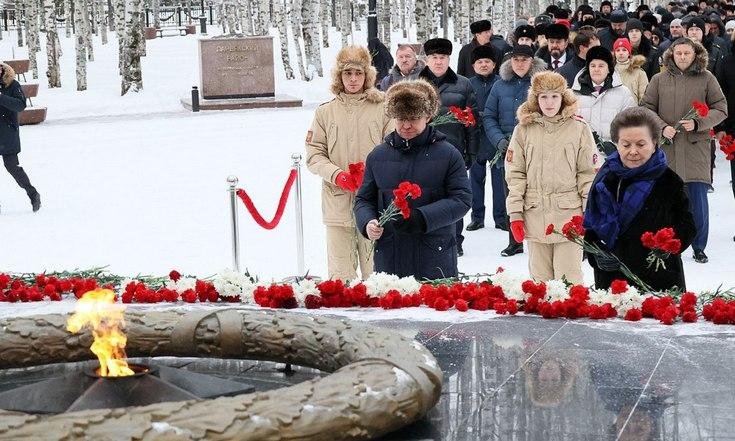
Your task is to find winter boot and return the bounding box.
[30,193,41,212]
[501,230,524,257]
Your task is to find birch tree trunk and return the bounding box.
[27,0,39,79]
[45,0,61,87]
[137,0,145,56]
[238,0,251,35]
[64,0,72,37]
[289,0,307,79]
[114,0,125,74]
[100,0,109,43]
[15,2,23,47]
[258,0,269,33]
[400,0,407,39]
[415,0,427,43]
[428,0,437,37]
[74,0,87,90]
[320,0,329,47]
[459,0,470,44]
[378,0,389,46]
[248,0,259,34]
[90,0,99,34]
[273,0,295,79]
[338,0,349,46]
[83,0,94,61]
[121,0,142,94]
[301,0,322,77]
[152,0,160,27]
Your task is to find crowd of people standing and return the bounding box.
[307,0,735,292]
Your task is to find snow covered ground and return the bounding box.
[0,26,734,295]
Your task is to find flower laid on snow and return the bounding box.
[360,272,421,298]
[489,271,526,301]
[544,280,570,303]
[641,228,682,272]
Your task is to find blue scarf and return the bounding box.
[583,148,668,250]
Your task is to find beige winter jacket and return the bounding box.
[306,89,394,227]
[641,42,727,184]
[615,55,649,104]
[505,103,598,244]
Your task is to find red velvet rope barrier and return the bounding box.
[236,168,298,230]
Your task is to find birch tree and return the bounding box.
[338,0,350,46]
[100,0,109,44]
[301,0,322,77]
[400,0,407,39]
[16,0,24,47]
[378,0,390,46]
[27,0,40,79]
[44,0,61,87]
[273,0,295,79]
[320,0,329,47]
[258,0,269,33]
[114,0,126,74]
[137,0,145,56]
[65,0,72,37]
[74,0,87,90]
[152,0,161,28]
[83,0,94,61]
[289,0,307,79]
[415,0,427,43]
[121,0,142,94]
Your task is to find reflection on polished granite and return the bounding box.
[0,316,732,440]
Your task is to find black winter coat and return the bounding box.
[469,73,498,162]
[0,78,26,156]
[535,45,577,70]
[456,36,512,77]
[556,55,586,87]
[598,26,627,51]
[368,38,394,86]
[354,128,472,280]
[584,168,696,291]
[419,67,479,165]
[716,48,735,134]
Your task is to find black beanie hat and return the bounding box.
[470,20,492,34]
[423,38,453,56]
[626,18,645,32]
[544,23,570,40]
[600,0,612,8]
[471,45,498,64]
[585,46,614,71]
[610,10,629,23]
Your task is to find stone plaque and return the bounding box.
[199,36,275,100]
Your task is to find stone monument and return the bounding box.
[181,36,302,110]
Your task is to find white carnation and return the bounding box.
[490,272,526,301]
[212,269,258,304]
[544,280,570,303]
[165,277,197,293]
[292,278,320,307]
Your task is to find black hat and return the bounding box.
[544,23,570,39]
[686,16,706,30]
[470,20,493,34]
[514,24,537,41]
[686,5,700,13]
[595,18,611,28]
[640,13,659,26]
[610,10,629,23]
[554,9,570,19]
[511,44,534,58]
[471,45,498,64]
[578,4,594,15]
[637,4,650,12]
[545,4,560,15]
[585,46,614,71]
[424,38,453,56]
[600,0,612,7]
[626,18,645,32]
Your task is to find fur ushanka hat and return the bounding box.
[523,71,577,116]
[384,79,440,120]
[330,45,377,95]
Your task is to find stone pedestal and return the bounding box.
[185,36,301,110]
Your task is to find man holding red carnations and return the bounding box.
[305,46,394,281]
[641,37,727,264]
[354,79,471,280]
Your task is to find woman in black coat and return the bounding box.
[583,107,696,291]
[0,61,40,212]
[354,79,472,280]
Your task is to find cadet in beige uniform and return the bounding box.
[305,46,394,280]
[505,71,597,284]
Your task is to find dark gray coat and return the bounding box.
[0,63,26,156]
[354,128,472,280]
[456,36,512,77]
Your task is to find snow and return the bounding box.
[0,25,734,311]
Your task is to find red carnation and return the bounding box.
[169,270,181,282]
[545,224,555,236]
[681,310,698,323]
[692,100,709,118]
[455,299,469,312]
[642,227,682,271]
[610,279,629,295]
[624,308,643,321]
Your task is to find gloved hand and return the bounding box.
[497,138,510,152]
[510,220,525,243]
[394,211,426,234]
[335,171,357,192]
[594,254,621,272]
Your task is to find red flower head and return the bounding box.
[641,231,656,249]
[610,279,629,295]
[348,162,366,189]
[692,100,709,118]
[169,270,181,282]
[624,308,643,321]
[545,224,555,236]
[561,215,585,239]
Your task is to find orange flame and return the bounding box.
[66,288,134,377]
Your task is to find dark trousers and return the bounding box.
[469,159,508,226]
[3,154,37,198]
[684,182,709,252]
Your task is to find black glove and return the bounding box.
[594,254,621,272]
[394,211,426,234]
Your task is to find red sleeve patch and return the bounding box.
[305,130,313,143]
[506,149,513,163]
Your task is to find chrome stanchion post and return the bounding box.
[227,175,241,272]
[292,153,305,276]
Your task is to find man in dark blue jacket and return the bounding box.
[466,45,499,232]
[0,62,39,213]
[419,37,477,256]
[483,45,546,256]
[355,79,471,280]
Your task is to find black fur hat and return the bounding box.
[544,23,570,40]
[470,20,492,34]
[514,25,538,41]
[471,45,498,64]
[585,46,614,71]
[423,38,453,56]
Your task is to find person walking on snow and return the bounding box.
[0,61,40,214]
[305,46,394,281]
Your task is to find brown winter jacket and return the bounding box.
[305,89,394,227]
[505,101,598,244]
[641,41,728,184]
[615,55,649,104]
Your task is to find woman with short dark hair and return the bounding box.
[583,107,696,291]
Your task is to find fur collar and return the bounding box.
[0,62,16,87]
[419,66,459,85]
[616,54,648,72]
[662,40,709,75]
[499,57,547,81]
